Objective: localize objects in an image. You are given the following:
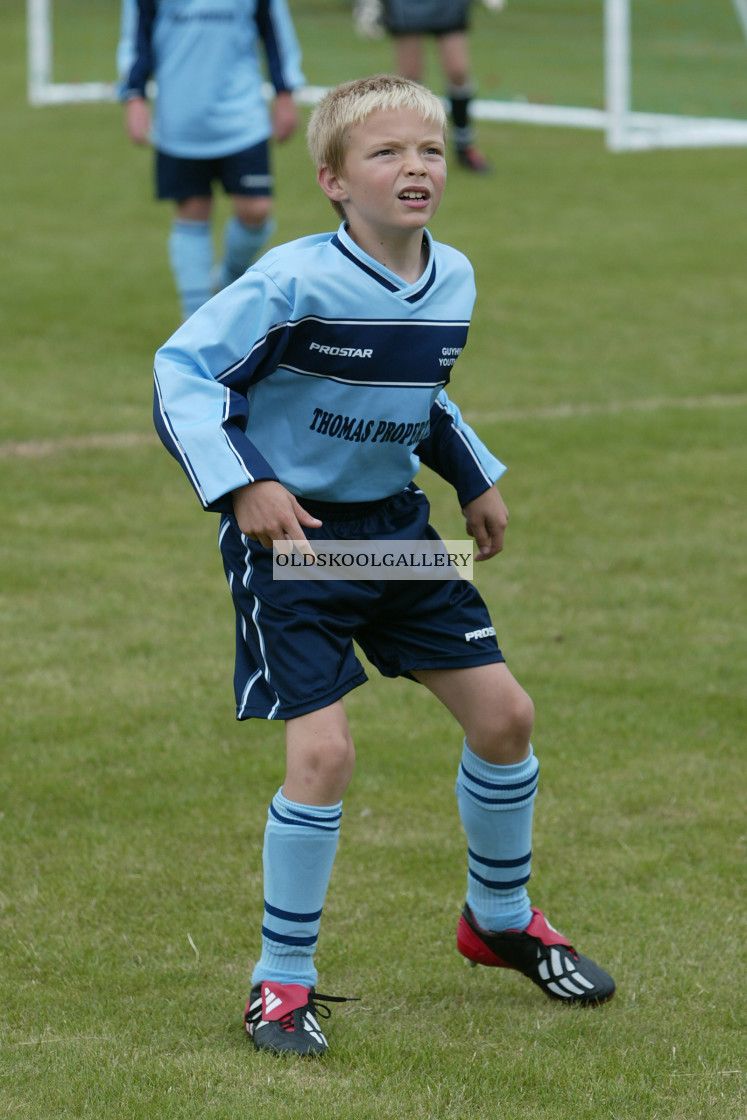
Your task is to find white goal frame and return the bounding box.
[604,0,747,150]
[27,0,117,105]
[26,0,747,151]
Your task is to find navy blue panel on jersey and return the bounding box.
[280,316,466,387]
[219,487,504,721]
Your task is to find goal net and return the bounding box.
[27,0,747,151]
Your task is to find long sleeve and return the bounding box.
[153,270,293,512]
[416,390,506,508]
[121,0,156,100]
[254,0,305,93]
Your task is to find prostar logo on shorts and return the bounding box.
[464,626,496,642]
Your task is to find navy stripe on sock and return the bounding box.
[459,760,538,794]
[269,802,341,830]
[261,924,318,948]
[460,784,538,807]
[468,868,531,891]
[264,901,323,923]
[468,847,532,869]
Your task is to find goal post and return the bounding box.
[733,0,747,40]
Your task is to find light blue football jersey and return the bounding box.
[123,0,304,158]
[153,225,506,509]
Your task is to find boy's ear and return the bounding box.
[318,164,348,206]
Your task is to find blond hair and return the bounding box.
[307,75,447,212]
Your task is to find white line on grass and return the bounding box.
[0,393,745,459]
[10,1035,111,1046]
[0,431,159,459]
[467,392,747,424]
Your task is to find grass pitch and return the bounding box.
[2,3,746,1118]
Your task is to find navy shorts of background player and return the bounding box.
[156,139,273,202]
[385,0,471,36]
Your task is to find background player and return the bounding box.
[120,0,304,321]
[152,74,615,1057]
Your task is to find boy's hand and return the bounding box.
[232,480,322,557]
[462,486,508,561]
[125,97,150,145]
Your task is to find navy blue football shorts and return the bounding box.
[156,140,272,201]
[385,0,470,36]
[219,485,504,721]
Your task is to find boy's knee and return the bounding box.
[285,721,356,804]
[470,682,534,764]
[507,685,535,740]
[320,729,355,776]
[308,729,354,775]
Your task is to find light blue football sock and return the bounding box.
[214,215,275,291]
[167,218,213,319]
[251,788,342,989]
[455,740,538,932]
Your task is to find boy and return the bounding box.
[120,0,304,321]
[153,74,615,1058]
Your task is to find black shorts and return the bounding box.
[219,485,504,721]
[385,0,471,36]
[155,140,272,201]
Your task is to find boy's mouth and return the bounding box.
[399,189,429,201]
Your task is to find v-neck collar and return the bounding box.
[331,223,437,304]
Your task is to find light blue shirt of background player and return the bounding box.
[121,0,305,158]
[153,223,505,510]
[119,0,306,322]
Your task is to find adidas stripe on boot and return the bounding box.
[457,904,615,1005]
[245,981,352,1056]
